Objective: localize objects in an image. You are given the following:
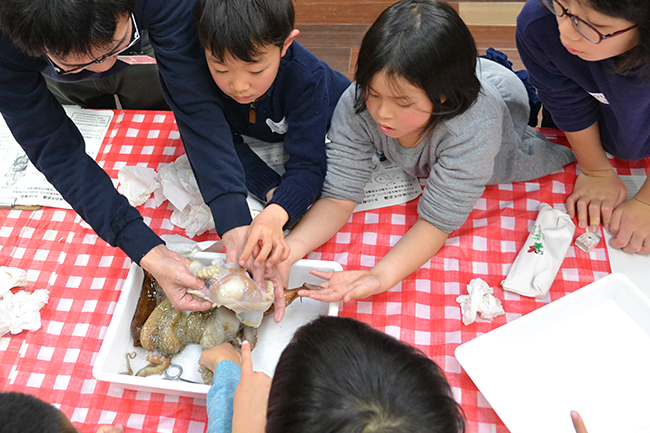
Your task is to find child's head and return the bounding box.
[543,0,649,74]
[0,392,123,433]
[194,0,299,104]
[354,0,480,141]
[265,316,465,433]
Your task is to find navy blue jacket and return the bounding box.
[517,0,650,160]
[220,42,350,227]
[0,0,251,263]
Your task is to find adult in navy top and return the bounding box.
[517,0,650,255]
[0,0,250,310]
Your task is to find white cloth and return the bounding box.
[456,278,505,325]
[502,203,575,298]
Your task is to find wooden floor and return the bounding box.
[294,1,523,80]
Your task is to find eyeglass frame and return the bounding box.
[46,13,140,76]
[541,0,637,44]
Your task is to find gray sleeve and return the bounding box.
[321,86,376,202]
[418,116,502,233]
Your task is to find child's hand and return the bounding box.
[566,171,627,232]
[570,410,588,433]
[200,342,241,373]
[299,270,384,303]
[239,205,290,268]
[608,196,650,254]
[95,425,123,433]
[232,341,271,433]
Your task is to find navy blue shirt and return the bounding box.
[0,0,252,263]
[516,0,650,160]
[219,42,350,227]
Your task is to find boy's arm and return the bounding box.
[564,122,628,232]
[304,218,448,302]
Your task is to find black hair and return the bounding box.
[0,0,135,58]
[266,316,465,433]
[585,0,650,75]
[194,0,295,63]
[354,0,480,135]
[0,392,78,433]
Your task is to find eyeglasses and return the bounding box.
[541,0,637,44]
[46,13,140,76]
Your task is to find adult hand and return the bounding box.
[566,170,627,232]
[140,244,212,311]
[239,204,290,268]
[570,410,588,433]
[200,342,241,373]
[222,225,250,265]
[298,269,384,303]
[95,425,124,433]
[608,196,650,254]
[232,341,271,433]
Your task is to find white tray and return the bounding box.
[455,273,650,433]
[93,254,341,398]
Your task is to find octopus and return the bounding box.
[130,263,322,383]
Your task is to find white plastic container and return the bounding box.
[93,254,341,398]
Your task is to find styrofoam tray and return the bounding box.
[93,254,342,398]
[455,273,650,433]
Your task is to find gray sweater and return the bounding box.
[322,58,575,233]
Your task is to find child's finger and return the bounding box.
[240,340,254,373]
[309,269,333,280]
[570,410,588,433]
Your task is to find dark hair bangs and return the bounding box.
[0,0,135,57]
[195,0,294,63]
[354,0,480,133]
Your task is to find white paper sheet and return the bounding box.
[604,175,650,298]
[0,106,114,208]
[244,136,422,213]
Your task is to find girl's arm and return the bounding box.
[564,122,628,232]
[302,217,448,303]
[276,197,356,285]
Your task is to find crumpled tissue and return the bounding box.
[456,278,505,325]
[0,267,49,337]
[117,165,162,207]
[1,266,28,297]
[117,154,266,239]
[502,203,575,299]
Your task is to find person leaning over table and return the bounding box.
[517,0,650,254]
[0,0,282,313]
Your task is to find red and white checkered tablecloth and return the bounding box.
[1,111,647,433]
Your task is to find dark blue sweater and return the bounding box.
[516,0,650,160]
[220,42,350,227]
[0,0,252,264]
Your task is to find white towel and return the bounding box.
[502,203,575,298]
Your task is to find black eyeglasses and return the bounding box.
[541,0,637,44]
[46,13,140,76]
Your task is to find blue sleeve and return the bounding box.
[0,36,163,264]
[140,0,252,236]
[206,360,242,433]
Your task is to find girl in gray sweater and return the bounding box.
[278,0,574,303]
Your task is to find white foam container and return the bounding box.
[93,253,342,398]
[455,273,650,433]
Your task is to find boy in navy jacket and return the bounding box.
[194,0,350,279]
